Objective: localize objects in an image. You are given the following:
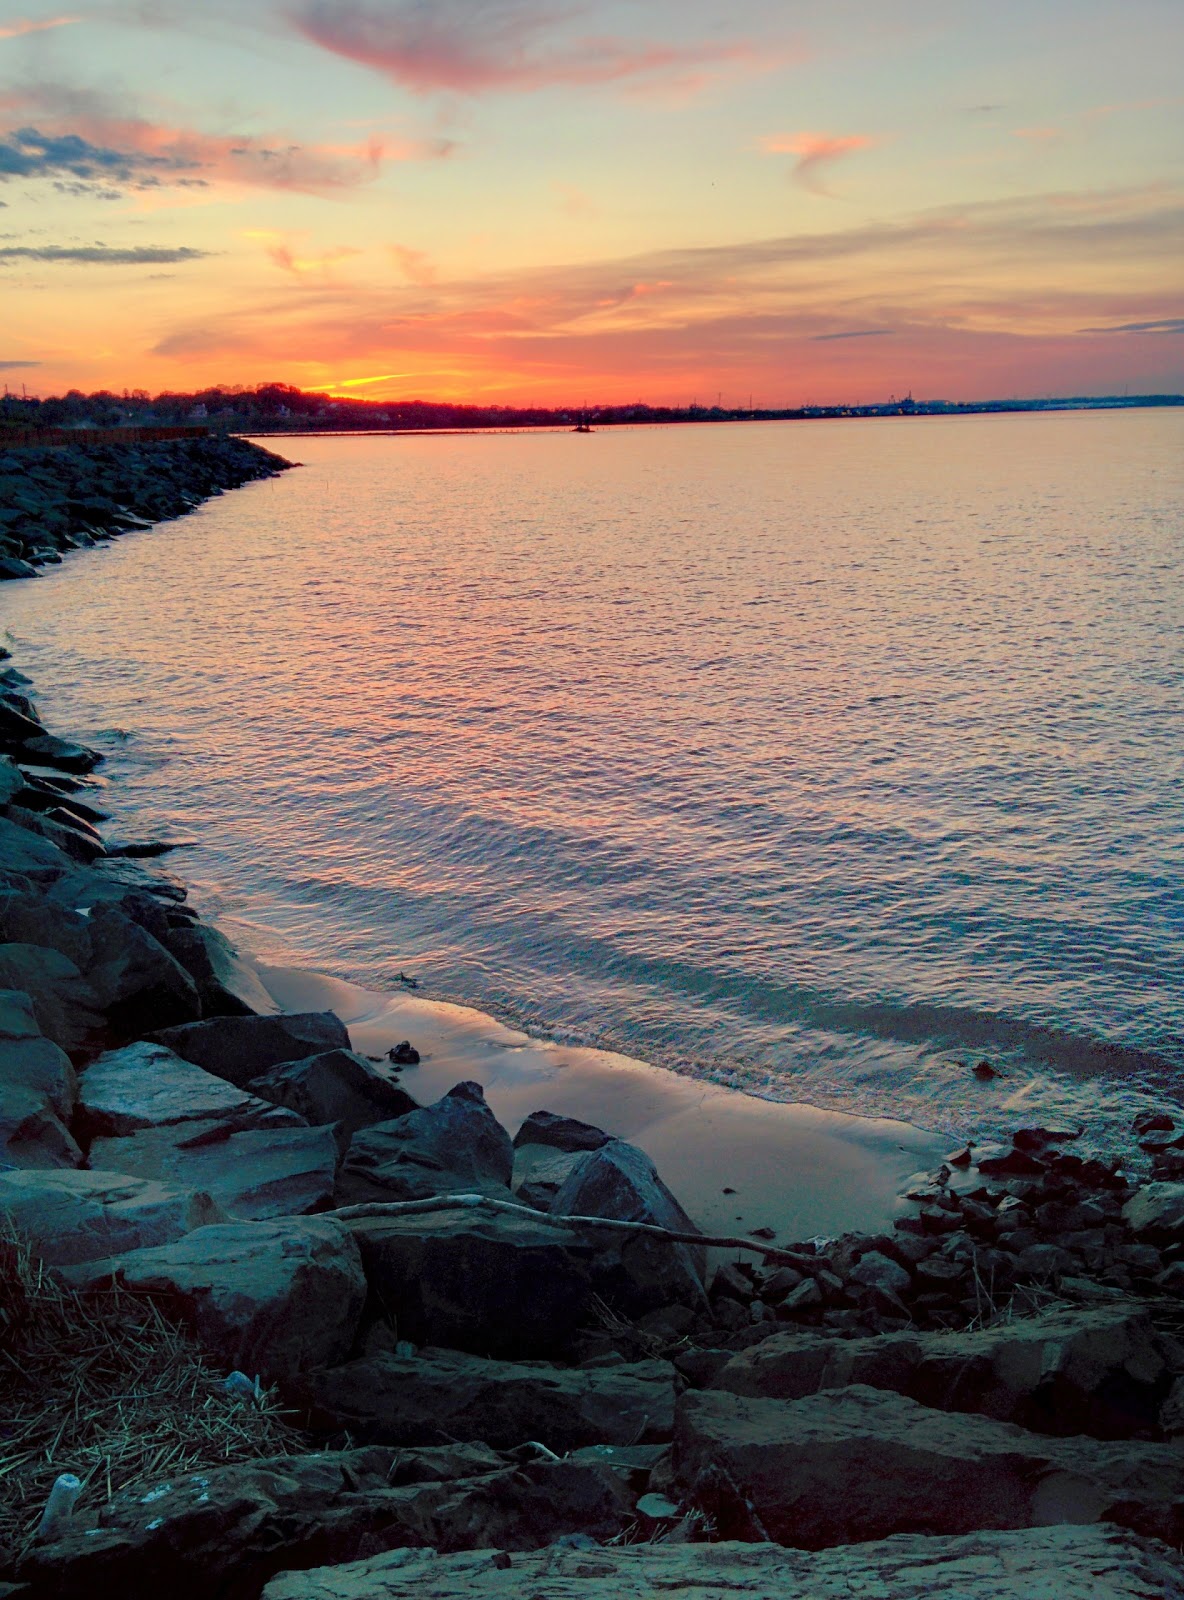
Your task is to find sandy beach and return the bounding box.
[260,962,946,1244]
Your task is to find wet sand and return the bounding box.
[260,963,946,1244]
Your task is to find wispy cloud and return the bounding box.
[245,229,362,276]
[0,243,208,264]
[288,0,760,95]
[0,16,77,42]
[1080,316,1184,335]
[812,328,894,342]
[0,88,450,197]
[0,358,40,368]
[389,243,438,284]
[758,131,876,195]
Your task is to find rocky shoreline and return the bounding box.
[1,441,1183,1598]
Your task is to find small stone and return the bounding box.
[973,1060,996,1079]
[1133,1111,1176,1137]
[388,1040,420,1065]
[491,1552,513,1570]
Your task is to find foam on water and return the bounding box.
[6,412,1182,1152]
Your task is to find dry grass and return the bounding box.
[0,1227,302,1569]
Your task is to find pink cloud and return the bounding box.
[0,87,451,195]
[759,131,876,195]
[0,16,77,42]
[290,0,759,95]
[389,244,438,284]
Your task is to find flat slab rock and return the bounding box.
[0,1166,224,1265]
[79,1040,304,1135]
[299,1347,675,1452]
[64,1215,366,1376]
[710,1301,1170,1439]
[90,1120,339,1220]
[260,1526,1184,1600]
[675,1385,1184,1547]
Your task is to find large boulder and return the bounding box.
[251,1048,419,1140]
[161,921,278,1017]
[0,814,74,881]
[67,1216,367,1376]
[0,999,80,1168]
[298,1348,675,1451]
[1123,1184,1184,1241]
[20,1447,634,1600]
[83,904,202,1034]
[712,1303,1172,1439]
[512,1109,612,1153]
[511,1145,586,1211]
[551,1138,707,1314]
[90,1121,339,1220]
[0,886,92,966]
[77,1040,302,1137]
[337,1082,513,1205]
[0,1167,224,1265]
[0,942,101,1051]
[151,1011,351,1088]
[345,1205,598,1359]
[674,1386,1184,1547]
[258,1527,1184,1600]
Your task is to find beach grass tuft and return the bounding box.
[0,1225,302,1567]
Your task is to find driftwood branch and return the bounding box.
[331,1191,814,1268]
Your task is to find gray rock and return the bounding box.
[511,1144,585,1211]
[674,1385,1184,1546]
[17,1444,503,1599]
[151,1010,351,1088]
[84,903,202,1034]
[0,942,101,1051]
[338,1081,513,1205]
[78,1040,304,1135]
[512,1109,612,1153]
[1123,1184,1184,1241]
[68,1215,366,1376]
[0,887,92,966]
[712,1303,1171,1439]
[345,1205,598,1359]
[850,1249,912,1296]
[0,814,73,881]
[17,733,102,773]
[251,1048,419,1140]
[90,1121,339,1220]
[0,1166,224,1265]
[161,921,278,1017]
[299,1347,675,1451]
[551,1138,707,1315]
[258,1528,1184,1600]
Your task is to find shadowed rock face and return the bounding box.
[151,1011,352,1088]
[674,1385,1184,1548]
[296,1348,675,1452]
[250,1048,420,1140]
[710,1302,1172,1440]
[77,1040,299,1136]
[337,1081,513,1205]
[551,1138,708,1315]
[344,1205,599,1359]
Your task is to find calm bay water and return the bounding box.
[7,412,1183,1145]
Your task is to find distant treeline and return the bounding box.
[2,382,1181,435]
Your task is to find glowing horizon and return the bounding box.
[2,1,1181,406]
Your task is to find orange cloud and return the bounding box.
[759,131,876,195]
[0,16,77,41]
[0,88,450,195]
[389,244,438,285]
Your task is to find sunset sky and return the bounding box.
[1,0,1181,404]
